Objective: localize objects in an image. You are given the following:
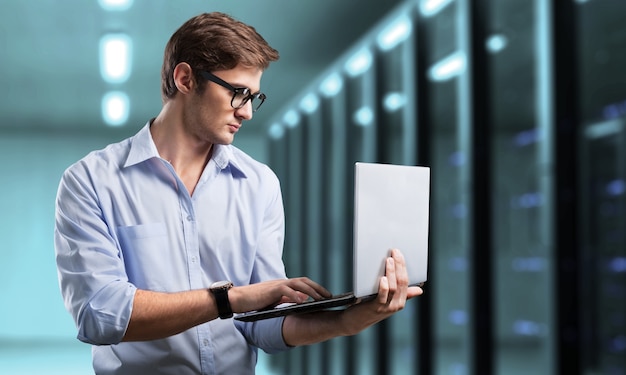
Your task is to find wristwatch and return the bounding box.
[210,281,234,319]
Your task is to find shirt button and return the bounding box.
[191,256,197,263]
[203,339,209,346]
[186,215,193,221]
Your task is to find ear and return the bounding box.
[172,62,195,95]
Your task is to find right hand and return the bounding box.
[228,277,332,313]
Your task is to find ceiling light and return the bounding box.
[98,0,134,11]
[377,15,412,51]
[102,91,130,126]
[283,110,300,128]
[100,33,132,84]
[345,48,373,77]
[319,73,343,97]
[268,123,285,140]
[299,93,320,114]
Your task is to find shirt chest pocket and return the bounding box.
[117,223,175,291]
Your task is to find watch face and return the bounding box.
[211,281,233,289]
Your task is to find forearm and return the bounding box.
[281,310,352,347]
[123,289,218,341]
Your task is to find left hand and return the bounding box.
[340,248,423,334]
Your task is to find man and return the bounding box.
[54,12,423,374]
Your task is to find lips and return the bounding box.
[228,123,241,132]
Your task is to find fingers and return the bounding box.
[390,249,409,287]
[407,285,423,299]
[232,277,332,313]
[289,277,332,300]
[274,277,331,305]
[377,276,390,304]
[377,249,412,307]
[385,257,397,302]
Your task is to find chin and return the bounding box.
[216,136,235,146]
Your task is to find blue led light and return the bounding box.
[448,310,468,325]
[609,257,626,273]
[513,320,544,336]
[514,128,540,146]
[606,179,626,196]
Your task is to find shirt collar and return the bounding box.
[124,122,159,168]
[123,121,248,178]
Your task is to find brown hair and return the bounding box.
[161,12,280,101]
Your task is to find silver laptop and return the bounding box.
[234,162,430,322]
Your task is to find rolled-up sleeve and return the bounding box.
[234,165,292,353]
[54,162,135,345]
[235,317,291,354]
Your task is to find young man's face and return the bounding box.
[184,64,263,146]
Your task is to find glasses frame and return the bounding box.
[199,71,266,112]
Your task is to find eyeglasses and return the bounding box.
[199,71,266,112]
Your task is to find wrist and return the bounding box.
[209,281,233,319]
[227,286,240,313]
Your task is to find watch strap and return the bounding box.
[210,283,233,319]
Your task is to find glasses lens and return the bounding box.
[253,93,266,112]
[231,89,249,109]
[231,89,266,112]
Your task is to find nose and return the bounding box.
[234,100,254,120]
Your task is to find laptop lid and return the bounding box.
[353,162,430,298]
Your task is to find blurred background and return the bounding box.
[1,0,625,374]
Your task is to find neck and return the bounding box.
[150,104,213,195]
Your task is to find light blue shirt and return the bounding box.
[54,123,290,374]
